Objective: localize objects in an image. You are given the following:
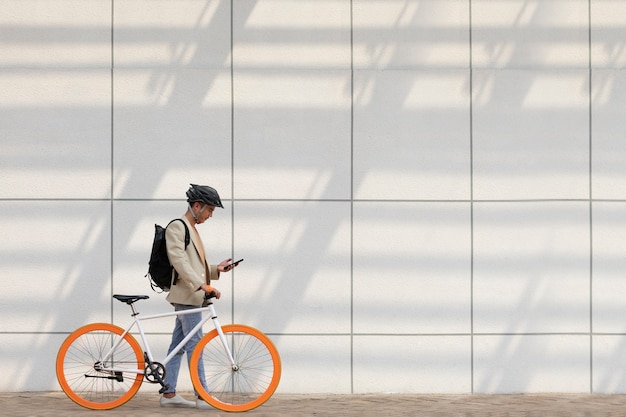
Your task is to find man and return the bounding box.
[160,184,237,409]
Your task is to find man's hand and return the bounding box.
[218,258,241,272]
[200,283,221,299]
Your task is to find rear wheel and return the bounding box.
[56,323,144,410]
[190,324,281,412]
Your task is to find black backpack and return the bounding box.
[146,219,190,293]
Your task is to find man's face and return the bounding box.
[196,203,215,224]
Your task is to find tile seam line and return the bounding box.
[5,198,617,203]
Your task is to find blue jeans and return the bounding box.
[163,303,207,396]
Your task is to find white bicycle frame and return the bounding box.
[98,299,236,376]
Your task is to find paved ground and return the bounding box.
[3,392,626,416]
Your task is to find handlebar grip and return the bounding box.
[202,291,216,307]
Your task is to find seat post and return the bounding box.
[129,302,139,317]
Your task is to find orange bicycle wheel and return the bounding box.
[190,324,281,412]
[56,323,144,410]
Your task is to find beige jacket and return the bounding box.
[164,217,219,306]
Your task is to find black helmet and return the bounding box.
[186,184,223,208]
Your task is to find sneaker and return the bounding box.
[196,398,214,410]
[160,394,196,408]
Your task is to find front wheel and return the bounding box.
[56,323,144,410]
[190,324,281,412]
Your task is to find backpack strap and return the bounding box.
[167,218,190,286]
[167,218,190,248]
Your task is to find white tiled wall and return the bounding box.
[1,0,626,396]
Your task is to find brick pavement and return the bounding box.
[3,392,626,416]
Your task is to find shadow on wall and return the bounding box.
[2,0,626,394]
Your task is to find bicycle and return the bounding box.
[55,293,281,412]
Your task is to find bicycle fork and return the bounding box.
[206,301,238,370]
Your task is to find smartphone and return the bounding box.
[224,258,244,271]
